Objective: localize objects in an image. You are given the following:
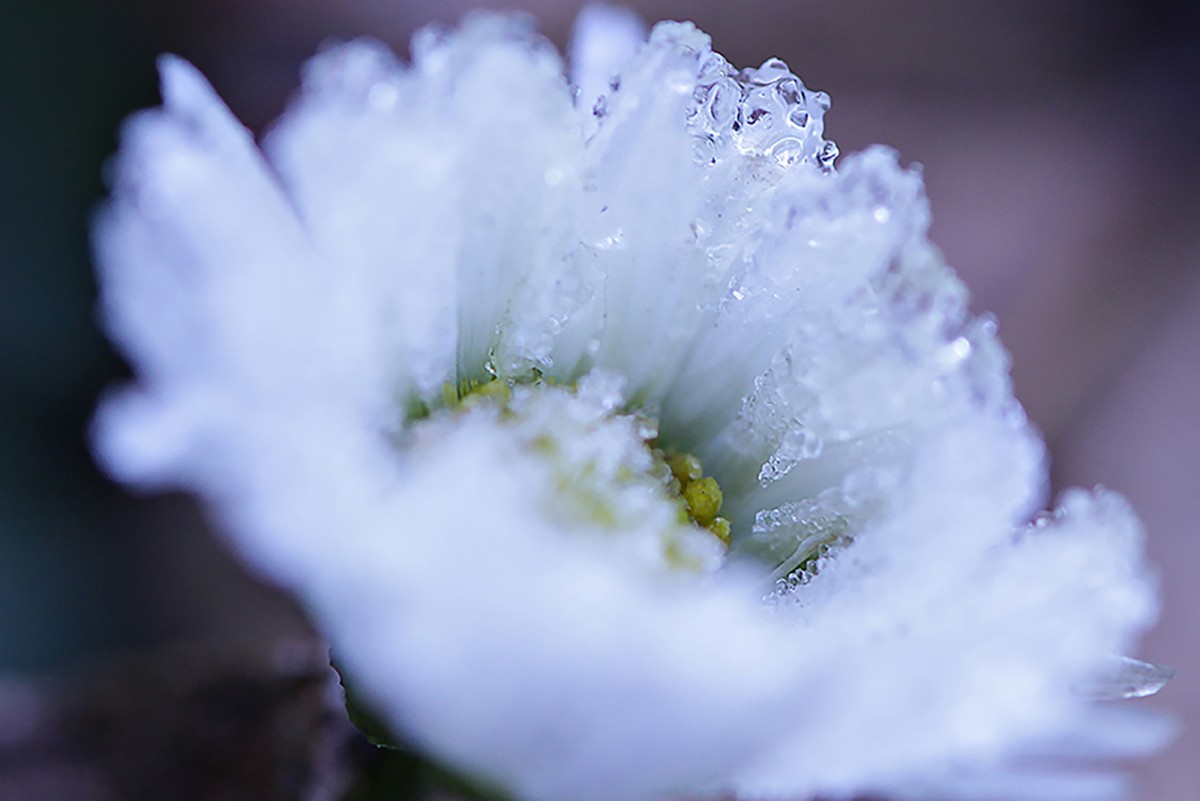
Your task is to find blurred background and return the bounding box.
[1,1,1197,798]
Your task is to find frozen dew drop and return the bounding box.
[817,139,840,171]
[676,41,836,171]
[594,227,625,251]
[747,494,852,584]
[1074,656,1175,700]
[774,77,803,106]
[745,56,792,85]
[768,137,806,169]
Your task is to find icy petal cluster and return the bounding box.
[93,11,1166,801]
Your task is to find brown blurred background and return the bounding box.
[1,1,1197,799]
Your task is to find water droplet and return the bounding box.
[745,106,771,127]
[768,137,805,168]
[692,136,718,165]
[679,47,837,172]
[1074,656,1174,700]
[594,228,625,250]
[746,57,791,85]
[666,69,692,94]
[817,140,840,171]
[775,77,803,106]
[788,107,810,128]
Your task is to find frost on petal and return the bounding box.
[735,445,1157,798]
[407,15,587,381]
[94,56,318,485]
[673,146,1024,544]
[570,3,646,136]
[307,397,802,801]
[556,22,839,405]
[553,22,712,394]
[662,147,933,456]
[267,18,587,400]
[263,40,460,409]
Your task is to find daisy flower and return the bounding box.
[93,7,1170,800]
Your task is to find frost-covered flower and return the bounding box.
[93,8,1169,801]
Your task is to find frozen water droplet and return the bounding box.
[594,228,625,250]
[666,69,693,94]
[768,137,806,168]
[817,140,840,171]
[745,106,771,127]
[1074,656,1174,700]
[677,44,836,171]
[774,77,802,105]
[750,493,852,582]
[746,57,791,85]
[692,136,718,165]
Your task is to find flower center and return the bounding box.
[408,371,732,573]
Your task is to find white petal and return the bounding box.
[280,402,803,801]
[94,56,319,484]
[736,457,1157,797]
[553,22,712,393]
[263,40,460,405]
[662,147,934,457]
[408,15,587,380]
[569,4,646,135]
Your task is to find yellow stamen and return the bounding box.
[707,517,732,546]
[683,477,723,526]
[666,452,703,485]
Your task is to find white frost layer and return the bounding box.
[94,12,1163,801]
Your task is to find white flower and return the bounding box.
[93,8,1169,801]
